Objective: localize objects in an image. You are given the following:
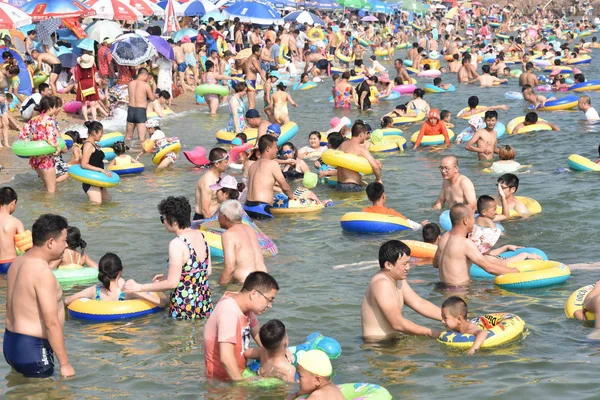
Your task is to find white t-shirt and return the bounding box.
[586,107,600,121]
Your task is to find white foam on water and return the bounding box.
[332,260,378,270]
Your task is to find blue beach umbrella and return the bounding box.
[201,10,226,22]
[179,0,218,16]
[172,28,198,43]
[21,0,96,21]
[284,10,325,25]
[76,38,95,52]
[308,0,341,9]
[369,0,393,14]
[223,1,284,25]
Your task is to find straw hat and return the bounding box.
[77,54,94,69]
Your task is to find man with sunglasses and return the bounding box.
[433,156,477,212]
[203,272,279,381]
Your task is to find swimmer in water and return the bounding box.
[49,226,97,269]
[286,350,344,400]
[465,110,500,161]
[440,110,454,128]
[456,96,509,118]
[362,182,428,230]
[440,296,488,355]
[573,283,600,340]
[422,223,441,245]
[510,111,560,134]
[244,319,296,382]
[0,187,25,274]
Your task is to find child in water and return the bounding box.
[489,145,523,174]
[441,296,488,355]
[108,141,144,169]
[50,226,98,269]
[362,182,427,230]
[244,319,296,382]
[64,130,83,165]
[64,253,168,306]
[457,95,509,119]
[292,172,332,206]
[136,118,178,169]
[510,111,560,134]
[286,350,344,400]
[497,173,530,216]
[440,110,454,128]
[0,187,26,274]
[422,222,441,245]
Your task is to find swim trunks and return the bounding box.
[127,106,147,124]
[0,258,14,274]
[50,63,62,75]
[260,61,271,72]
[184,53,196,67]
[193,212,205,221]
[329,47,337,55]
[246,80,257,91]
[177,62,188,73]
[3,329,54,378]
[336,182,362,192]
[244,200,274,220]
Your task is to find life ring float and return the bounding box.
[271,197,325,215]
[68,165,120,188]
[438,313,525,349]
[108,163,145,175]
[63,101,82,114]
[275,122,299,146]
[438,209,504,232]
[358,38,371,47]
[391,84,416,95]
[403,240,437,259]
[494,196,541,217]
[421,59,440,70]
[307,27,325,41]
[97,132,125,148]
[563,55,592,65]
[61,134,73,149]
[11,137,67,158]
[335,48,354,63]
[565,284,596,320]
[374,48,392,57]
[67,294,163,321]
[405,67,420,75]
[278,43,290,65]
[371,127,403,136]
[410,129,456,146]
[380,91,401,101]
[369,136,407,152]
[418,69,441,78]
[470,247,548,279]
[392,112,425,126]
[569,80,600,92]
[216,37,228,57]
[423,84,456,93]
[543,66,573,74]
[152,140,181,165]
[348,74,365,83]
[297,383,392,399]
[102,147,116,161]
[458,122,505,142]
[147,108,175,119]
[14,230,33,253]
[494,260,570,289]
[532,59,551,67]
[504,91,524,100]
[457,107,488,119]
[292,82,317,91]
[230,143,253,162]
[216,128,258,144]
[53,265,98,288]
[195,84,229,97]
[33,73,48,88]
[506,116,552,134]
[567,154,600,171]
[340,212,412,234]
[321,149,373,174]
[528,95,579,111]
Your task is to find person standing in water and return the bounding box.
[194,148,230,220]
[126,68,156,141]
[0,187,25,274]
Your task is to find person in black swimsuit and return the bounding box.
[80,121,113,204]
[278,142,309,180]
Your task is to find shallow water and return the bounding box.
[2,52,600,399]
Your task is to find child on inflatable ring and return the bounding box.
[440,296,488,354]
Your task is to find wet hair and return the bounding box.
[433,77,442,86]
[64,130,82,145]
[234,82,248,93]
[395,104,407,112]
[259,319,287,351]
[381,116,393,128]
[65,226,87,253]
[327,132,344,149]
[351,121,368,137]
[468,96,479,108]
[159,90,171,100]
[208,147,228,163]
[484,110,498,120]
[279,142,297,158]
[0,187,17,206]
[276,82,287,91]
[98,253,124,291]
[378,240,410,270]
[498,173,519,191]
[524,111,538,124]
[300,73,308,82]
[422,223,441,244]
[308,131,321,140]
[413,88,425,98]
[34,96,57,113]
[27,30,36,36]
[157,196,191,229]
[258,134,277,154]
[482,64,490,73]
[38,83,50,93]
[32,214,68,247]
[54,96,62,108]
[84,120,104,136]
[440,110,450,121]
[113,141,128,156]
[498,145,515,160]
[341,71,350,80]
[477,195,496,215]
[331,73,339,81]
[441,296,468,318]
[241,271,279,293]
[366,182,385,202]
[449,203,470,226]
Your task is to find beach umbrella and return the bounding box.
[272,0,297,9]
[34,18,63,43]
[337,0,367,9]
[110,34,156,65]
[308,0,341,10]
[283,10,325,25]
[147,34,174,60]
[444,6,458,19]
[369,0,393,14]
[56,28,79,42]
[3,0,30,6]
[361,15,378,22]
[401,0,428,14]
[162,0,180,34]
[54,45,79,67]
[22,0,96,21]
[178,0,218,16]
[0,3,33,29]
[223,1,284,25]
[128,0,165,16]
[86,0,144,21]
[85,20,124,42]
[201,10,226,22]
[76,37,95,51]
[171,27,197,42]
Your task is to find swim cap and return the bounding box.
[302,172,318,189]
[310,45,317,52]
[298,350,332,377]
[370,129,384,144]
[231,137,243,146]
[428,109,440,119]
[146,118,160,128]
[267,124,281,136]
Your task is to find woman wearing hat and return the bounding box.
[74,54,99,122]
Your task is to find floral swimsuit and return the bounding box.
[18,114,59,170]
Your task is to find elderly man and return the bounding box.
[432,156,477,211]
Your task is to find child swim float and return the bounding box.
[276,122,299,146]
[297,382,392,400]
[340,212,412,234]
[391,84,416,95]
[529,95,579,111]
[335,48,355,63]
[391,112,425,126]
[410,129,455,146]
[470,247,549,279]
[102,147,116,161]
[457,107,487,119]
[63,101,82,114]
[494,260,570,289]
[567,154,600,171]
[67,294,163,321]
[371,127,403,136]
[53,265,98,288]
[14,230,33,253]
[271,196,325,215]
[321,149,373,174]
[438,313,525,349]
[292,82,318,91]
[195,84,230,97]
[216,128,258,144]
[369,135,407,152]
[152,140,181,165]
[380,91,401,101]
[68,165,121,188]
[97,132,125,148]
[108,163,145,175]
[569,80,600,92]
[424,84,456,93]
[506,116,552,134]
[495,196,541,217]
[11,137,67,158]
[565,284,596,321]
[307,27,325,41]
[147,108,175,119]
[403,240,438,259]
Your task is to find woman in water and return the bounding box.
[228,82,248,134]
[298,131,327,159]
[271,82,298,125]
[333,71,356,109]
[80,120,113,204]
[279,142,309,180]
[124,196,213,320]
[50,226,98,269]
[202,60,235,115]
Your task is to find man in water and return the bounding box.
[4,214,74,378]
[244,135,295,219]
[170,39,191,94]
[245,109,271,140]
[194,148,229,220]
[361,240,442,340]
[31,50,61,94]
[180,36,198,87]
[203,272,279,380]
[433,156,477,211]
[335,122,382,192]
[218,199,267,285]
[519,62,540,87]
[244,44,266,110]
[126,68,155,141]
[393,58,411,83]
[146,90,171,118]
[469,64,507,87]
[433,203,518,288]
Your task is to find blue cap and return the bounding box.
[267,124,281,136]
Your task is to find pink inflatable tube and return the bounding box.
[229,143,253,162]
[63,101,82,114]
[392,84,417,94]
[418,69,441,78]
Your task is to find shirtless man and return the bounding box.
[4,214,74,378]
[457,57,478,83]
[465,111,500,161]
[146,90,171,118]
[361,240,442,340]
[433,203,518,287]
[181,37,198,87]
[218,200,267,285]
[263,72,279,123]
[326,27,339,56]
[170,40,191,93]
[336,122,382,192]
[469,64,507,87]
[31,50,61,94]
[393,59,411,84]
[519,62,540,87]
[244,135,295,220]
[250,27,262,46]
[433,156,477,211]
[304,50,330,76]
[0,187,25,274]
[194,148,229,220]
[447,54,460,73]
[126,68,155,141]
[406,42,418,64]
[245,45,267,110]
[245,109,271,140]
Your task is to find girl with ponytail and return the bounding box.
[65,253,168,307]
[50,226,98,269]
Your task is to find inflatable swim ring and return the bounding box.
[53,265,98,288]
[348,75,365,83]
[565,284,596,320]
[335,48,354,63]
[372,127,403,136]
[529,95,578,111]
[470,247,549,280]
[504,91,524,100]
[391,84,416,95]
[152,140,181,165]
[293,82,317,91]
[297,383,392,400]
[424,84,456,93]
[67,294,163,321]
[340,212,412,234]
[307,27,325,41]
[216,128,258,144]
[392,112,425,126]
[506,116,552,134]
[494,260,570,289]
[410,129,455,146]
[11,137,67,158]
[380,91,401,101]
[147,108,175,119]
[422,58,441,69]
[438,313,525,349]
[369,136,407,152]
[567,154,600,171]
[321,149,373,174]
[33,73,48,88]
[457,107,487,119]
[278,43,289,65]
[271,198,324,215]
[276,122,299,146]
[569,80,600,92]
[63,101,82,114]
[102,147,116,162]
[108,163,145,175]
[61,134,73,149]
[564,55,592,65]
[494,196,541,217]
[68,165,120,188]
[195,84,229,97]
[418,69,441,78]
[403,240,437,259]
[543,66,573,74]
[439,209,504,232]
[97,132,125,148]
[405,67,420,75]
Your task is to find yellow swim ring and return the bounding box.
[438,313,525,349]
[506,116,552,134]
[307,27,325,41]
[335,48,355,63]
[321,149,373,174]
[403,240,437,259]
[152,140,181,165]
[369,135,406,152]
[271,199,324,215]
[565,284,596,320]
[495,196,541,217]
[392,112,425,126]
[494,260,571,289]
[457,107,488,119]
[410,129,455,146]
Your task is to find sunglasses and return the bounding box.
[281,150,293,155]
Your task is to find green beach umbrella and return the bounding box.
[337,0,367,9]
[400,0,428,14]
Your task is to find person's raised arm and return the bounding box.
[494,182,510,221]
[219,232,236,285]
